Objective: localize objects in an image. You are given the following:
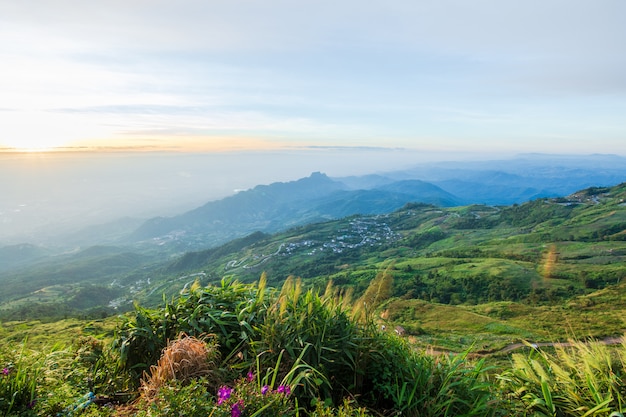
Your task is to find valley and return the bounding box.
[2,156,626,346]
[2,163,626,416]
[2,179,625,357]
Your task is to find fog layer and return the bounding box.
[2,148,458,244]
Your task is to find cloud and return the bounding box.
[1,0,625,153]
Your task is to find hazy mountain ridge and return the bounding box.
[125,155,626,252]
[128,173,343,248]
[0,243,52,272]
[369,155,626,206]
[1,181,626,321]
[4,154,626,255]
[2,154,626,317]
[126,172,458,251]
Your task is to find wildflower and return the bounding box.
[2,367,9,376]
[276,385,291,396]
[217,386,233,405]
[231,400,244,417]
[246,371,254,382]
[261,385,270,395]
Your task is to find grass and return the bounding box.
[139,335,221,400]
[499,339,626,416]
[0,317,119,347]
[376,286,626,355]
[2,184,626,414]
[0,278,625,416]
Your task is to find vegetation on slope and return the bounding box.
[1,278,625,416]
[3,183,626,323]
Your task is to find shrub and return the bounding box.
[132,370,296,417]
[109,276,500,416]
[253,277,359,403]
[358,330,498,416]
[116,277,270,384]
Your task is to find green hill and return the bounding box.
[2,183,626,346]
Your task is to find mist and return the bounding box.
[2,147,472,246]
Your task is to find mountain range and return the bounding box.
[122,154,626,252]
[2,153,626,318]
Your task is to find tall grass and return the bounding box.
[116,276,270,384]
[112,276,500,415]
[253,276,359,402]
[499,338,626,416]
[0,340,75,417]
[0,342,40,416]
[358,328,498,416]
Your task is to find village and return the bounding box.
[225,216,401,271]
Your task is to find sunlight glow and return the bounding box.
[0,110,102,152]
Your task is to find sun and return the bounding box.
[0,138,67,152]
[0,111,79,152]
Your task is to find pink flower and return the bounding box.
[261,385,270,395]
[246,371,254,382]
[1,368,9,375]
[217,386,232,405]
[231,400,244,417]
[276,385,291,396]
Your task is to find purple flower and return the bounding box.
[2,368,9,376]
[246,371,254,382]
[28,399,37,409]
[276,385,291,396]
[217,386,232,405]
[231,400,244,417]
[261,385,270,395]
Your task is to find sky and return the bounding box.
[1,0,625,155]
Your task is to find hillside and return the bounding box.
[126,182,625,351]
[161,183,626,290]
[2,182,626,350]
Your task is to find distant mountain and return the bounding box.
[375,180,461,206]
[0,243,50,272]
[127,172,459,251]
[384,154,626,205]
[124,155,626,253]
[128,172,345,247]
[336,174,396,190]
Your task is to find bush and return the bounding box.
[116,277,270,384]
[253,277,359,403]
[132,368,296,417]
[358,330,498,416]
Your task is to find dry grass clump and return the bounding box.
[139,334,220,399]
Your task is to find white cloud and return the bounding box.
[1,1,625,153]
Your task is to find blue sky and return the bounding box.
[1,0,625,155]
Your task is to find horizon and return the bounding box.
[3,150,626,247]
